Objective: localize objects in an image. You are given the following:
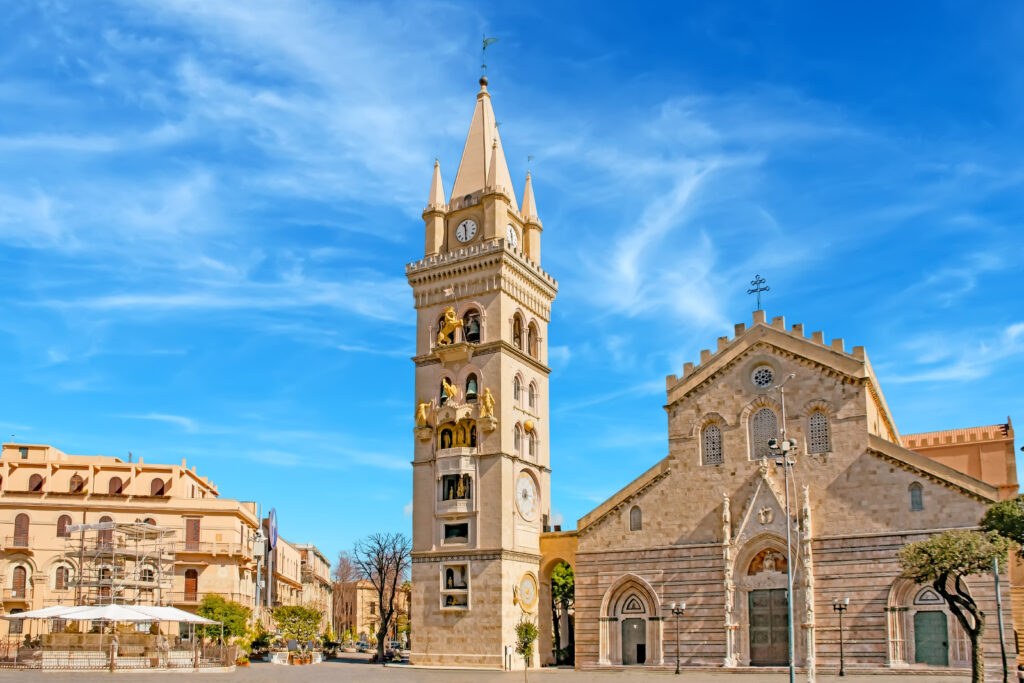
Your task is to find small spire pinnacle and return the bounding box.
[522,171,538,220]
[428,158,445,208]
[487,139,499,189]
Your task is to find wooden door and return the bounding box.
[186,518,200,550]
[184,569,198,602]
[11,566,26,598]
[749,589,789,666]
[914,611,949,666]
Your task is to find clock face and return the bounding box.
[456,219,477,243]
[506,224,519,249]
[515,471,539,521]
[518,574,538,610]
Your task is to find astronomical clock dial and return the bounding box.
[518,573,538,610]
[515,471,539,521]
[506,223,519,249]
[456,219,477,243]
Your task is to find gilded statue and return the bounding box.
[415,400,430,428]
[441,377,459,403]
[436,306,463,346]
[455,476,466,499]
[479,387,495,418]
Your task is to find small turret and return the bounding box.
[522,172,543,263]
[422,158,446,256]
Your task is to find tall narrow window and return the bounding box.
[750,407,779,460]
[57,514,72,538]
[108,477,123,495]
[514,424,522,453]
[909,483,924,511]
[463,310,481,343]
[528,383,536,409]
[99,516,113,546]
[28,474,43,492]
[528,323,539,358]
[808,411,831,454]
[55,566,69,591]
[13,513,29,547]
[702,424,724,465]
[465,374,478,401]
[513,376,521,402]
[12,566,27,598]
[512,315,523,349]
[629,506,642,531]
[151,478,166,496]
[186,518,201,551]
[528,432,536,458]
[69,474,84,493]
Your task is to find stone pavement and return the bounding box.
[0,659,975,683]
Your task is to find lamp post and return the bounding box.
[768,372,797,683]
[669,602,686,674]
[833,597,849,676]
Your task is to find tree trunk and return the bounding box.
[970,631,984,683]
[552,594,561,657]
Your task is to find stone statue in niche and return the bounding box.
[748,548,787,575]
[437,306,463,346]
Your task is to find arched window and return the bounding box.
[99,516,113,546]
[28,473,43,492]
[465,374,478,401]
[150,478,166,496]
[909,482,924,511]
[514,424,522,453]
[463,310,481,343]
[57,514,72,538]
[702,424,724,466]
[14,513,29,547]
[808,411,831,454]
[140,567,154,583]
[69,474,84,493]
[512,315,523,349]
[528,323,539,358]
[513,376,521,402]
[108,477,123,495]
[144,517,156,526]
[528,432,536,458]
[55,566,70,591]
[528,383,536,409]
[12,566,27,598]
[749,407,779,460]
[629,506,642,531]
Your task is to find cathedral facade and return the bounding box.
[408,77,1018,677]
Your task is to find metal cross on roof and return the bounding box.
[747,274,770,311]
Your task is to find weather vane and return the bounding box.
[481,35,499,75]
[747,274,769,311]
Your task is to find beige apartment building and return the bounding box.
[0,442,260,636]
[334,579,410,644]
[295,543,332,632]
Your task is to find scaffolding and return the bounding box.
[64,522,176,607]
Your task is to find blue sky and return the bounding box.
[2,1,1023,564]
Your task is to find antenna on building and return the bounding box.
[128,451,133,463]
[481,35,499,75]
[747,274,770,311]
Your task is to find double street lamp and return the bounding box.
[669,601,686,674]
[768,372,798,683]
[833,597,849,676]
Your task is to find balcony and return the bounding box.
[175,541,252,558]
[4,536,32,550]
[167,591,255,606]
[7,588,30,603]
[437,498,472,516]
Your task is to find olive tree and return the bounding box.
[898,529,1008,683]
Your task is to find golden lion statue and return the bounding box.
[437,306,464,346]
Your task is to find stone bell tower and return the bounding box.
[406,76,557,668]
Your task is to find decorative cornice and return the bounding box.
[411,549,541,564]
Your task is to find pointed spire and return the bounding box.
[427,158,445,209]
[521,172,538,221]
[450,77,518,210]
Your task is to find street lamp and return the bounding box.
[669,602,686,674]
[833,597,849,677]
[768,372,797,683]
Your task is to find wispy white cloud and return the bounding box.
[886,322,1024,383]
[117,413,199,433]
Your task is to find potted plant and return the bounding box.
[236,654,250,667]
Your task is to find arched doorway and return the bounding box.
[598,574,663,666]
[887,579,968,668]
[733,538,803,667]
[539,558,575,666]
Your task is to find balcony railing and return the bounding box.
[7,588,30,601]
[437,498,472,515]
[174,541,252,557]
[167,591,255,606]
[5,536,32,549]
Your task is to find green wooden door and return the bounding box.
[749,589,789,665]
[914,611,948,666]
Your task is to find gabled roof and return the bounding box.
[664,310,901,443]
[868,434,999,503]
[450,78,518,211]
[577,459,671,535]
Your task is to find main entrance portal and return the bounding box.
[914,611,949,666]
[749,588,788,666]
[621,618,646,665]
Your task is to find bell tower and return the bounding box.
[407,76,557,668]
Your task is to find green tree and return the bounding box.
[515,616,539,683]
[550,562,574,663]
[898,529,1008,683]
[196,594,251,643]
[272,605,323,652]
[981,495,1024,551]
